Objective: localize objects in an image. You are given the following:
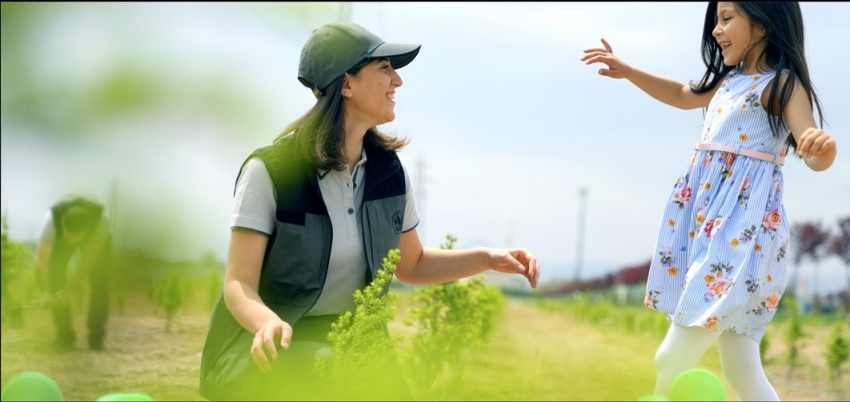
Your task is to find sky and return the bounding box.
[1,2,848,295]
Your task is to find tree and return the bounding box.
[830,217,850,266]
[153,272,183,332]
[828,216,850,314]
[791,221,831,311]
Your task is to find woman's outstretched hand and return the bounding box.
[488,248,540,289]
[251,318,293,374]
[581,38,632,79]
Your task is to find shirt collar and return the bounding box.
[317,147,368,179]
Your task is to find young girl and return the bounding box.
[582,2,836,400]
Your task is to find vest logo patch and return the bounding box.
[392,210,404,234]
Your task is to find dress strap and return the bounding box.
[695,143,785,167]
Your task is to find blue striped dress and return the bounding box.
[644,68,790,343]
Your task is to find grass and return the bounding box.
[1,289,848,401]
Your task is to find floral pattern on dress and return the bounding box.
[703,316,721,330]
[745,275,761,297]
[645,68,789,344]
[776,237,787,262]
[737,224,757,246]
[671,179,692,209]
[742,88,761,110]
[761,208,782,238]
[703,262,735,302]
[719,151,735,179]
[737,175,752,207]
[748,291,781,316]
[645,290,661,310]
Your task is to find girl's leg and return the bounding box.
[716,331,779,401]
[653,323,722,396]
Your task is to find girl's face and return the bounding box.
[712,2,766,72]
[342,58,402,128]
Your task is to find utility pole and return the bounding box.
[574,187,588,282]
[416,151,427,243]
[109,178,118,247]
[338,2,352,22]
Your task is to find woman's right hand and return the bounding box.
[251,318,293,374]
[581,38,633,79]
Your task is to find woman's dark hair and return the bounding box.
[275,57,409,171]
[691,2,824,154]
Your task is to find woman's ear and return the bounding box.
[341,73,353,99]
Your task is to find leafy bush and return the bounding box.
[316,248,405,399]
[402,234,506,399]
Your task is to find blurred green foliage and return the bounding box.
[783,296,805,379]
[1,212,36,328]
[153,272,184,332]
[825,322,849,383]
[534,293,672,337]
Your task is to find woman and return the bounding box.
[200,22,541,400]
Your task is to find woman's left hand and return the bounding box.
[488,248,540,289]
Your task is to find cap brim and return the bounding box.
[369,43,421,70]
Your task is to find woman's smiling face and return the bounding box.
[343,58,403,128]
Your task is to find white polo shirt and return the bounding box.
[230,149,419,316]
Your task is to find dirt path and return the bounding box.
[1,305,208,401]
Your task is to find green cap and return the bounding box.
[298,22,421,96]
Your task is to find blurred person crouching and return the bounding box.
[35,194,112,351]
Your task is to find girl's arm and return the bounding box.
[395,228,540,289]
[222,229,292,374]
[581,38,715,110]
[779,75,837,171]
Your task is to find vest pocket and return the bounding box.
[259,216,327,308]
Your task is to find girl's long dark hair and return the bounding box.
[691,2,825,154]
[275,58,409,171]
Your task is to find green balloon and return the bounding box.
[96,393,154,401]
[0,371,64,401]
[669,368,726,401]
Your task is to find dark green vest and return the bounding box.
[199,134,408,399]
[48,198,105,292]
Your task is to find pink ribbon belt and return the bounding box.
[695,143,785,166]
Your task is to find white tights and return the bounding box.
[653,323,779,401]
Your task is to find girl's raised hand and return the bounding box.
[581,38,632,79]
